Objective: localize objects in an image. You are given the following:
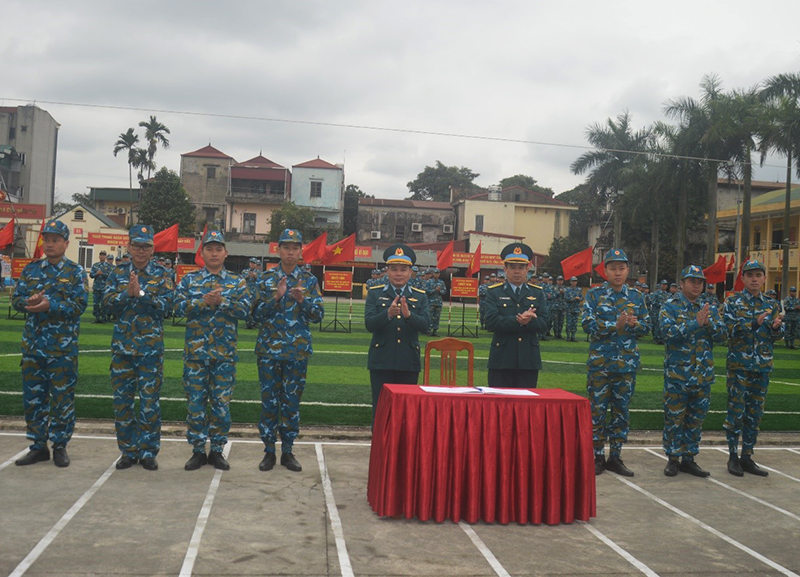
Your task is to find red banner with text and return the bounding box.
[324,270,353,292]
[450,277,479,298]
[176,264,201,283]
[12,258,34,279]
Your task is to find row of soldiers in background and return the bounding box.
[366,266,447,336]
[13,222,323,474]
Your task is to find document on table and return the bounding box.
[420,386,538,396]
[420,386,483,394]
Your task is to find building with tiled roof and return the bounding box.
[291,157,344,226]
[180,144,235,230]
[228,155,291,237]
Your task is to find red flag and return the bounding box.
[323,233,355,265]
[726,254,735,271]
[466,242,482,277]
[0,217,15,249]
[32,217,46,259]
[436,240,454,271]
[561,246,594,278]
[153,223,179,253]
[703,255,728,285]
[594,261,607,281]
[303,231,328,262]
[194,224,207,267]
[733,255,748,292]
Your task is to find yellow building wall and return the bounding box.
[228,203,279,235]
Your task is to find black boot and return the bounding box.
[594,454,606,476]
[740,456,768,477]
[605,455,634,477]
[280,452,302,472]
[727,454,744,477]
[116,455,138,470]
[184,452,208,471]
[679,457,710,478]
[53,448,70,468]
[258,452,276,471]
[664,456,679,477]
[208,451,230,471]
[15,447,50,466]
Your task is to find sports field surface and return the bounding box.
[1,294,799,430]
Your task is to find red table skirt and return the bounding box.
[367,385,596,525]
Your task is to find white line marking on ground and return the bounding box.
[0,448,28,472]
[0,432,374,447]
[315,443,354,577]
[788,449,800,456]
[578,521,660,577]
[8,457,118,577]
[459,521,511,577]
[612,475,800,577]
[179,443,233,577]
[712,448,800,484]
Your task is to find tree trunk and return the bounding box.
[741,144,752,259]
[613,204,622,249]
[782,151,792,298]
[128,161,133,228]
[706,161,718,264]
[676,161,688,280]
[650,214,659,289]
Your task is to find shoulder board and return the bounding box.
[527,283,542,289]
[411,286,426,293]
[369,284,385,290]
[489,282,504,289]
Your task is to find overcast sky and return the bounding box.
[4,0,800,203]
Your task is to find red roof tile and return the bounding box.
[234,155,285,169]
[0,107,18,114]
[293,158,340,170]
[181,145,234,160]
[359,198,453,210]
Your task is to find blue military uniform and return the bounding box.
[783,288,800,349]
[253,229,324,470]
[564,277,583,341]
[245,257,262,329]
[660,266,726,476]
[425,269,447,336]
[103,225,173,469]
[551,276,567,339]
[723,260,784,476]
[12,220,88,466]
[582,249,651,476]
[484,243,549,388]
[174,230,250,469]
[365,244,430,415]
[89,252,114,323]
[650,281,669,343]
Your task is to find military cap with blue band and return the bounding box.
[604,248,628,263]
[129,225,154,245]
[43,219,70,240]
[383,243,415,265]
[278,229,303,244]
[501,242,533,264]
[680,265,706,280]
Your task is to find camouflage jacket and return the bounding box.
[582,283,651,374]
[564,286,582,312]
[174,268,250,362]
[12,257,88,357]
[244,268,261,293]
[478,282,488,302]
[650,289,668,310]
[89,260,114,291]
[660,293,726,383]
[550,284,567,310]
[253,265,324,359]
[724,290,785,373]
[425,279,447,305]
[103,261,174,357]
[697,291,720,308]
[784,296,800,320]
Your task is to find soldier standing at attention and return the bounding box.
[104,225,173,471]
[253,229,324,472]
[582,249,650,477]
[365,268,381,289]
[784,287,800,349]
[245,257,262,329]
[478,274,490,329]
[89,250,113,323]
[552,275,567,339]
[174,231,250,471]
[564,276,583,342]
[723,260,784,477]
[660,266,726,477]
[365,244,430,417]
[13,220,87,468]
[483,243,549,388]
[651,279,669,343]
[698,282,720,308]
[425,268,447,336]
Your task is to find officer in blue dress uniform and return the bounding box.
[365,244,430,417]
[483,242,549,388]
[104,225,173,471]
[13,220,88,468]
[252,229,324,472]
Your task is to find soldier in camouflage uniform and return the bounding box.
[540,273,555,340]
[365,269,381,290]
[784,287,800,349]
[723,259,784,477]
[660,266,726,478]
[582,249,650,477]
[650,280,669,343]
[253,229,324,472]
[13,220,88,468]
[104,225,173,471]
[426,268,447,336]
[551,275,567,339]
[564,276,582,341]
[698,282,720,308]
[175,231,250,471]
[245,257,262,329]
[409,265,420,290]
[89,250,113,323]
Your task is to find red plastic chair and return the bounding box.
[423,337,474,386]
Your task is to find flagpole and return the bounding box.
[349,265,354,331]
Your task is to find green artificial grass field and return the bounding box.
[1,293,798,430]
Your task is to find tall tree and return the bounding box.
[137,167,196,236]
[131,147,155,183]
[407,161,479,202]
[113,128,139,219]
[343,184,372,237]
[138,115,171,181]
[498,174,555,197]
[268,201,316,242]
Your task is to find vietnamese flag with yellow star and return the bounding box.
[322,233,355,265]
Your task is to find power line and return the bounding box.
[1,96,789,170]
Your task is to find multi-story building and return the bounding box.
[180,144,234,229]
[87,186,141,227]
[227,155,290,239]
[291,158,344,226]
[0,105,59,214]
[357,198,455,245]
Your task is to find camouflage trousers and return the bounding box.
[565,310,579,340]
[785,318,799,347]
[651,308,662,341]
[430,303,442,333]
[21,355,78,450]
[662,377,711,458]
[724,370,769,456]
[479,301,486,329]
[92,289,109,322]
[110,354,163,459]
[551,308,565,338]
[587,371,635,457]
[183,359,236,453]
[257,357,308,454]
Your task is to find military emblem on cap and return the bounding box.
[278,228,303,244]
[202,229,226,246]
[680,264,706,280]
[383,243,415,265]
[501,242,532,264]
[741,259,766,273]
[43,220,70,240]
[604,248,629,263]
[128,224,154,245]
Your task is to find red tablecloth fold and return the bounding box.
[367,385,596,525]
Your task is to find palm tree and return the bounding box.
[131,147,155,183]
[570,111,652,250]
[113,128,139,224]
[138,116,170,181]
[760,72,800,296]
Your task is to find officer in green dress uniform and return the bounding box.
[483,242,549,388]
[365,244,430,417]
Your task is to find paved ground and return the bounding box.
[1,424,799,577]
